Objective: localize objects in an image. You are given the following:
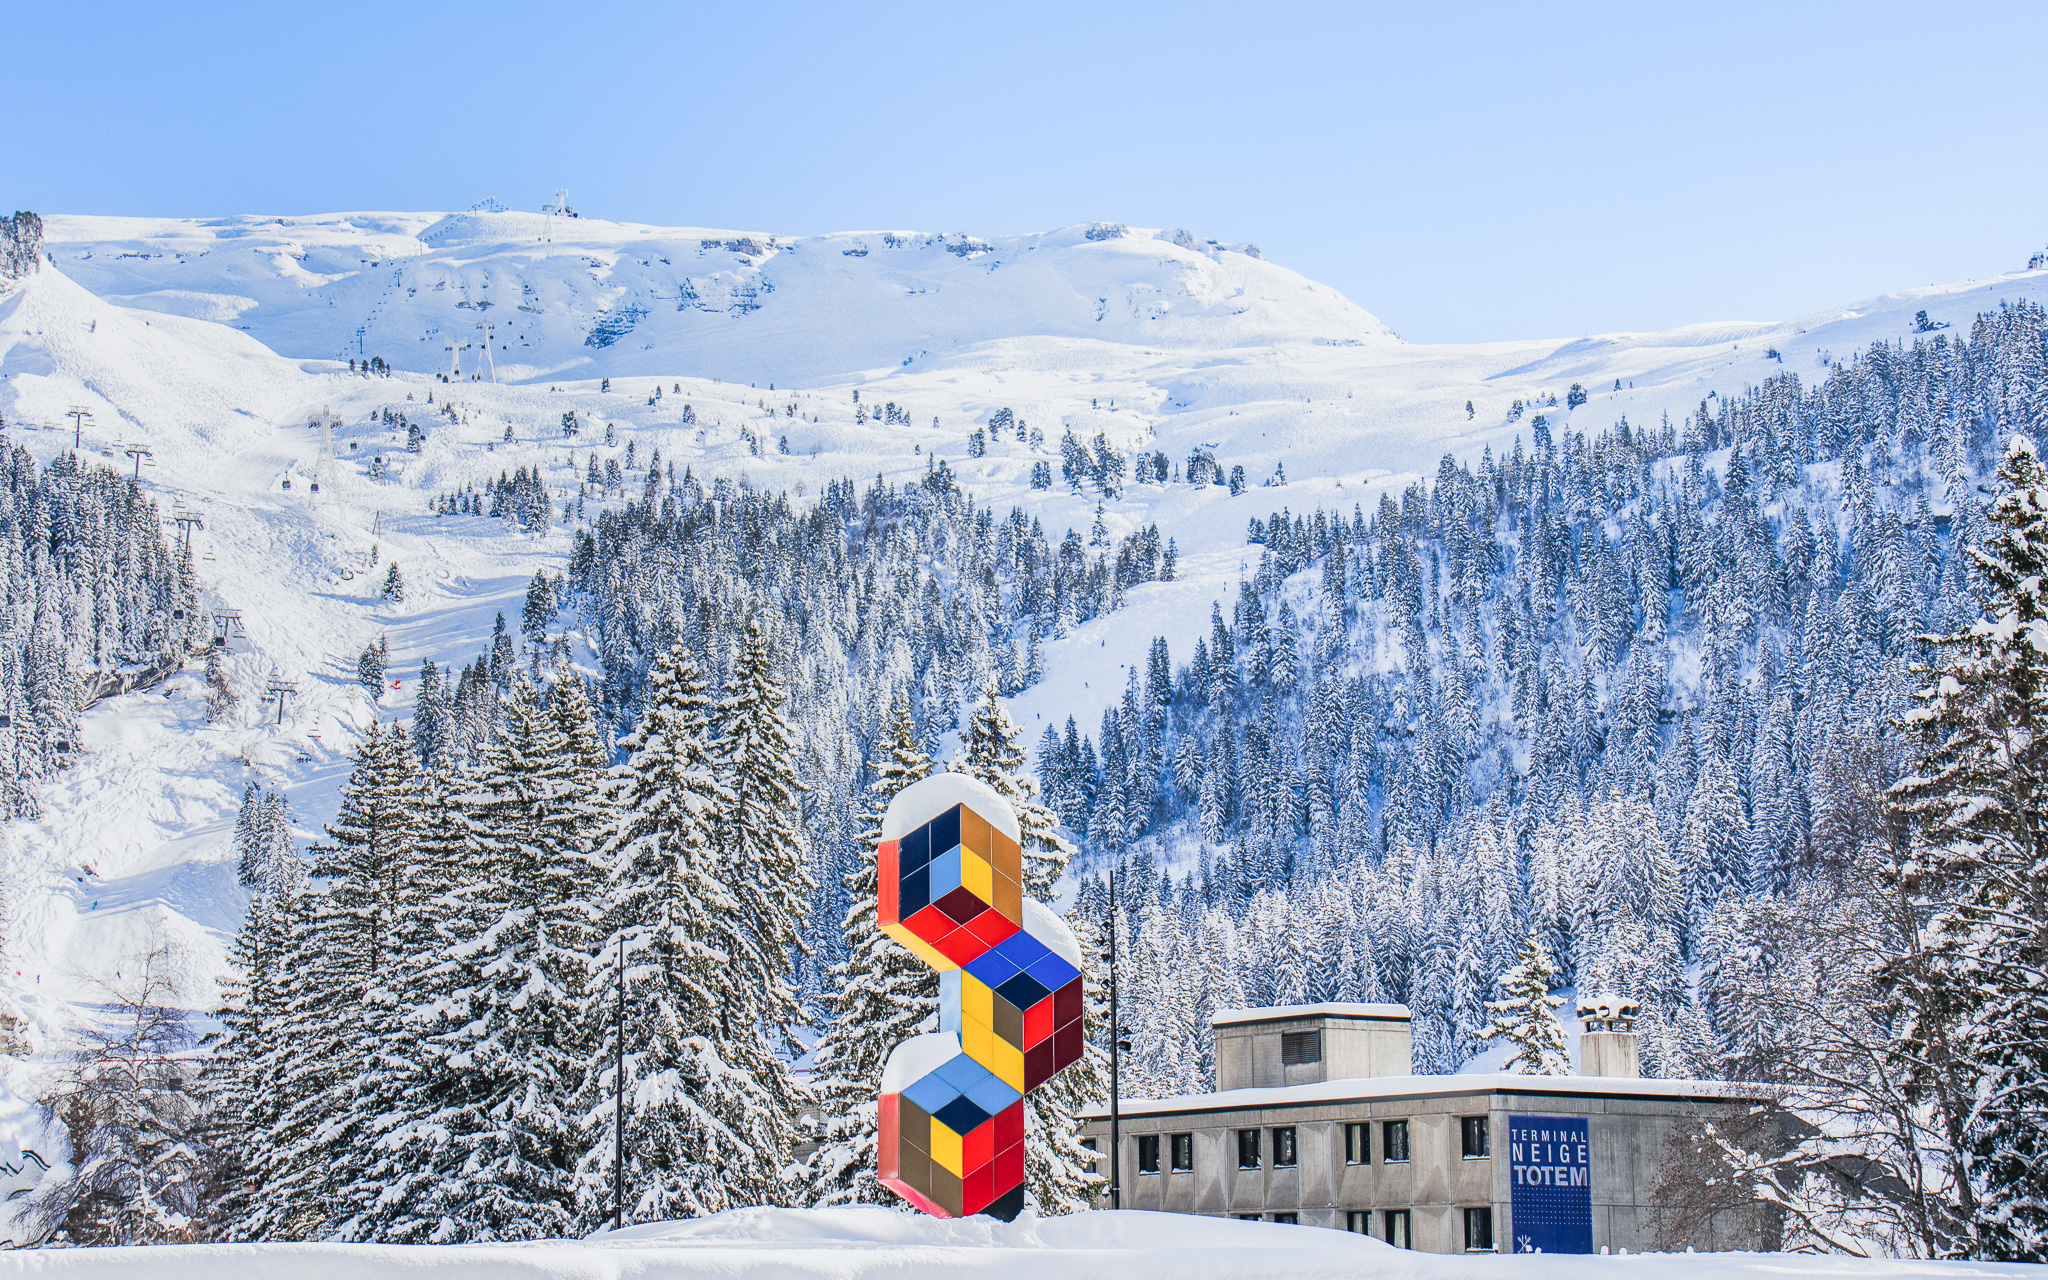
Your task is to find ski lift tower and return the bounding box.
[475,321,498,383]
[123,446,153,481]
[65,407,92,450]
[445,339,463,382]
[263,676,298,726]
[165,512,203,554]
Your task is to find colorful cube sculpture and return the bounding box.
[874,773,1086,1222]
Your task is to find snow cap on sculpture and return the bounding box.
[874,772,1084,1221]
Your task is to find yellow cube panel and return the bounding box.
[963,971,994,1028]
[962,851,993,903]
[960,806,989,859]
[986,1036,1025,1092]
[962,1019,993,1066]
[929,1116,964,1175]
[881,920,960,972]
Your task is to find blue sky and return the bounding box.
[12,1,2048,344]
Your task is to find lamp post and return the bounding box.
[614,930,627,1232]
[1104,861,1122,1211]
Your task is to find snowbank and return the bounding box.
[0,1207,2037,1279]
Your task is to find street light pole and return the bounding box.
[1106,862,1121,1211]
[614,930,627,1232]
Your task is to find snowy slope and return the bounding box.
[6,210,2048,1214]
[0,1205,2038,1278]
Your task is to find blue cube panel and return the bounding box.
[934,1053,991,1092]
[965,1074,1022,1115]
[927,806,961,863]
[933,1094,990,1137]
[902,867,930,914]
[996,973,1051,1009]
[966,948,1022,988]
[999,932,1052,967]
[939,971,962,1031]
[1026,953,1079,991]
[902,1072,960,1116]
[900,824,931,872]
[928,846,963,899]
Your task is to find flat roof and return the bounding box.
[1081,1072,1771,1121]
[1210,1002,1411,1027]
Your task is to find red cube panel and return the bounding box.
[1053,1018,1082,1069]
[963,1115,996,1170]
[878,842,900,925]
[961,1162,995,1215]
[1025,1039,1057,1091]
[931,925,992,966]
[1053,977,1081,1028]
[878,1093,901,1180]
[996,1140,1025,1188]
[1023,995,1056,1048]
[936,884,985,924]
[994,1100,1023,1152]
[904,903,955,944]
[962,907,1021,950]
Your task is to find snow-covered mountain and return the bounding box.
[3,206,2047,1219]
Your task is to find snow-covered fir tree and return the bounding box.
[1476,928,1569,1075]
[1889,434,2048,1260]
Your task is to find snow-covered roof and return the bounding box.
[1082,1072,1771,1120]
[1210,1002,1411,1027]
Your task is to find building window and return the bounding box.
[1461,1115,1490,1159]
[1171,1133,1194,1172]
[1137,1134,1161,1174]
[1272,1127,1297,1168]
[1235,1213,1261,1220]
[1382,1119,1410,1163]
[1344,1122,1369,1165]
[1280,1029,1322,1065]
[1464,1206,1495,1252]
[1271,1212,1298,1224]
[1384,1209,1411,1249]
[1081,1137,1098,1176]
[1237,1128,1261,1169]
[1346,1210,1370,1234]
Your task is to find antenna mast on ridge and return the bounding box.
[544,188,569,252]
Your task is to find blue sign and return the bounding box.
[1508,1114,1591,1254]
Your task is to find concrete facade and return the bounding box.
[1213,1003,1413,1091]
[1082,1006,1771,1254]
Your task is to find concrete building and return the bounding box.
[1080,1001,1771,1254]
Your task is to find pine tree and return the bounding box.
[382,562,406,602]
[804,690,936,1205]
[1889,434,2048,1260]
[962,686,1072,897]
[1477,928,1570,1075]
[226,723,422,1241]
[579,645,753,1223]
[399,682,600,1241]
[331,776,479,1243]
[205,646,236,723]
[357,637,388,695]
[703,620,811,1206]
